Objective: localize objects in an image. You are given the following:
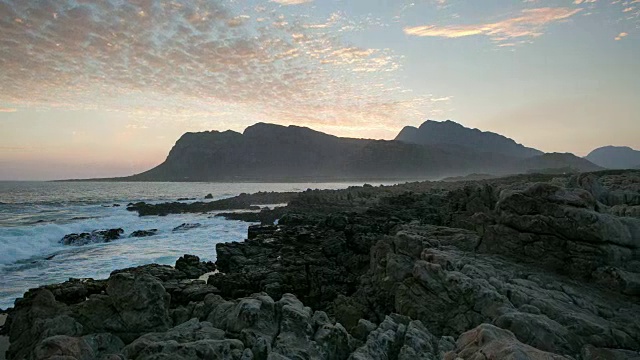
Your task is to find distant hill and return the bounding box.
[519,153,603,174]
[109,122,601,182]
[396,120,542,159]
[585,146,640,169]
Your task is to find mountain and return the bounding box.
[585,146,640,169]
[396,120,542,158]
[118,122,601,182]
[125,123,485,181]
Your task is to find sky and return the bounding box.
[0,0,639,180]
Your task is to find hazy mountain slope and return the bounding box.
[519,153,603,173]
[585,146,640,169]
[396,120,542,158]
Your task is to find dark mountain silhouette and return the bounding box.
[396,120,542,158]
[585,146,640,169]
[115,122,601,182]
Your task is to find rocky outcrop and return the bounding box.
[5,170,640,359]
[127,191,297,216]
[60,228,124,246]
[174,254,216,279]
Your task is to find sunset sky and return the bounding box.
[1,0,639,180]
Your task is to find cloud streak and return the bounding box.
[404,7,581,43]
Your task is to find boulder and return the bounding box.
[130,229,158,238]
[175,254,216,279]
[60,228,124,246]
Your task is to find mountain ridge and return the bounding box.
[106,121,601,182]
[396,120,543,159]
[585,145,640,169]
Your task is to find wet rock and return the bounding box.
[175,254,216,279]
[205,193,213,199]
[127,192,298,216]
[217,207,286,225]
[247,224,279,239]
[60,228,124,246]
[130,229,158,238]
[172,223,202,231]
[43,278,107,305]
[111,263,188,282]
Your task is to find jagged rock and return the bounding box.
[581,344,640,359]
[6,171,640,359]
[82,333,125,358]
[349,314,450,360]
[592,266,640,296]
[130,229,158,238]
[32,335,95,360]
[247,224,279,239]
[7,290,83,359]
[444,323,570,359]
[175,254,216,279]
[111,263,187,282]
[122,318,246,360]
[163,279,220,306]
[42,278,107,305]
[72,273,171,343]
[481,182,640,276]
[60,228,124,246]
[350,319,377,342]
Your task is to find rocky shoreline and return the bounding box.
[2,170,640,359]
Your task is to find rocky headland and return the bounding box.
[2,170,640,359]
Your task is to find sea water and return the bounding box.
[0,181,373,308]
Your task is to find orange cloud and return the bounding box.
[404,7,581,43]
[615,32,628,40]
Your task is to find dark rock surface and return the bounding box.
[172,223,202,232]
[129,229,158,238]
[60,228,124,246]
[127,191,297,216]
[5,170,640,359]
[216,206,287,225]
[174,254,216,279]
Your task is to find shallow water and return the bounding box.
[0,181,380,308]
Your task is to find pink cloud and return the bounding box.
[404,7,581,44]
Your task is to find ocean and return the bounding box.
[0,181,373,309]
